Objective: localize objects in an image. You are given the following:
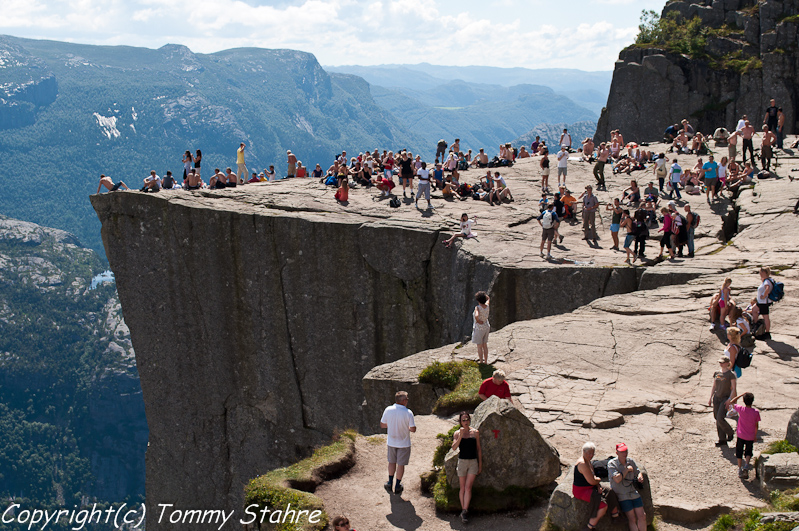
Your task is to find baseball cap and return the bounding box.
[616,443,628,452]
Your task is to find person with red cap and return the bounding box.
[608,443,646,531]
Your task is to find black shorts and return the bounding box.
[736,437,754,458]
[757,302,770,315]
[226,182,237,188]
[187,185,201,190]
[110,182,122,191]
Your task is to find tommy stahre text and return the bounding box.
[2,502,322,530]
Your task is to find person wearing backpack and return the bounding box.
[684,205,699,258]
[725,327,745,378]
[537,203,560,260]
[751,267,774,340]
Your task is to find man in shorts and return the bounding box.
[701,154,719,202]
[286,150,297,178]
[556,145,569,187]
[751,266,774,340]
[537,203,559,260]
[609,443,646,531]
[96,174,128,193]
[580,185,599,242]
[380,391,416,496]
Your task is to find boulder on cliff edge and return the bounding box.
[443,396,560,490]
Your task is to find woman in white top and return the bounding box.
[443,213,475,248]
[472,291,490,364]
[751,267,773,338]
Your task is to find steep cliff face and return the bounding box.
[91,188,653,527]
[596,0,798,142]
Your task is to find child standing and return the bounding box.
[472,291,490,364]
[729,392,760,478]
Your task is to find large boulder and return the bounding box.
[757,453,799,494]
[548,464,654,531]
[787,409,799,448]
[443,396,560,490]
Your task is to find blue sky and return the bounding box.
[0,0,666,70]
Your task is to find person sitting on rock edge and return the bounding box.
[574,442,619,531]
[452,411,482,524]
[443,213,475,248]
[609,443,646,531]
[478,370,514,405]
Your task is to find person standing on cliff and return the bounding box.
[286,150,297,178]
[760,126,776,171]
[236,143,248,184]
[741,120,755,167]
[764,98,779,135]
[776,108,785,150]
[436,139,448,161]
[579,185,599,243]
[594,143,609,189]
[380,391,416,496]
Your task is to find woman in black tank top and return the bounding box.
[451,412,482,523]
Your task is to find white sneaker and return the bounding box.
[709,323,716,331]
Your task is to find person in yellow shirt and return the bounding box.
[236,143,248,184]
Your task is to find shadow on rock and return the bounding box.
[386,496,423,531]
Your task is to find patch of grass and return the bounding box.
[418,360,495,416]
[762,440,798,455]
[779,14,799,24]
[770,489,799,512]
[366,435,384,445]
[243,431,357,531]
[711,493,799,531]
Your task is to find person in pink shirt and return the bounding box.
[658,207,675,259]
[729,392,760,478]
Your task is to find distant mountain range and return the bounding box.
[324,63,612,114]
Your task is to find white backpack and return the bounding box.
[542,210,554,229]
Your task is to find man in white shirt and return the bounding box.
[142,170,161,192]
[557,146,569,187]
[380,391,416,495]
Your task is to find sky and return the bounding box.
[0,0,667,71]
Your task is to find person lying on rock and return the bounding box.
[97,174,128,193]
[573,442,619,530]
[609,443,646,531]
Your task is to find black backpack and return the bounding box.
[389,197,401,208]
[734,345,753,369]
[591,457,615,479]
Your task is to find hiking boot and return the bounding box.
[738,468,746,478]
[559,235,564,243]
[394,483,404,495]
[460,510,468,523]
[384,481,393,493]
[728,433,735,442]
[715,440,727,447]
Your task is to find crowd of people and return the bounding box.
[94,101,793,528]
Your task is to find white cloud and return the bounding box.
[0,0,662,70]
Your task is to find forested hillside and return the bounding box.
[0,215,146,510]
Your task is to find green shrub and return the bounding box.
[419,361,469,389]
[712,513,736,531]
[244,431,356,531]
[432,425,459,467]
[711,505,799,531]
[762,440,798,455]
[770,488,799,512]
[418,360,495,416]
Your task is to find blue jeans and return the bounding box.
[687,227,695,255]
[669,182,682,199]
